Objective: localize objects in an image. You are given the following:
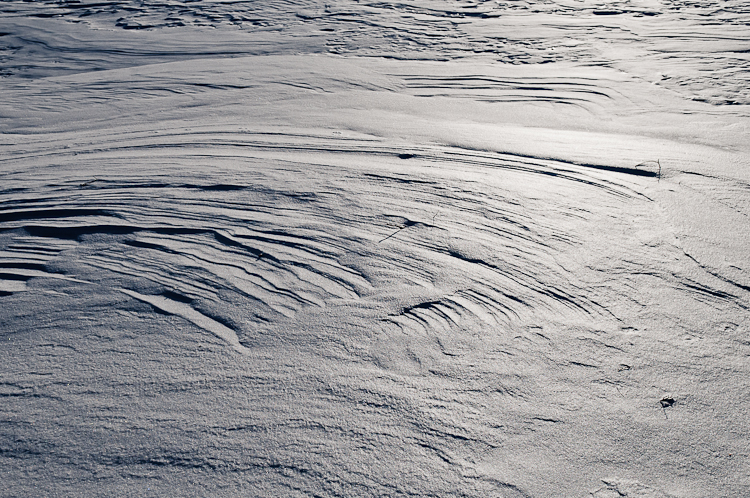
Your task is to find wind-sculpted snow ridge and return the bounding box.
[397,73,620,108]
[2,7,750,498]
[1,0,749,104]
[3,70,750,495]
[0,127,646,343]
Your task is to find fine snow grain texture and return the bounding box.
[1,2,749,498]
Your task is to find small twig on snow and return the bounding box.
[660,396,675,419]
[379,219,418,243]
[80,178,101,187]
[634,159,661,181]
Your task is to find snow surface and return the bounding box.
[1,1,749,497]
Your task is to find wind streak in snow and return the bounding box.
[2,46,749,498]
[119,289,250,355]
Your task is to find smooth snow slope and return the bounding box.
[1,2,749,497]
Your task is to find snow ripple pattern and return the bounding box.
[2,4,750,495]
[2,0,749,103]
[1,124,641,343]
[4,121,742,352]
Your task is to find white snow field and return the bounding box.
[1,1,749,497]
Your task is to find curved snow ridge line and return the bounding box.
[377,222,619,329]
[1,235,78,259]
[386,290,516,333]
[88,231,366,319]
[2,0,748,104]
[0,195,372,314]
[1,132,651,201]
[0,168,640,335]
[0,135,413,166]
[2,0,321,32]
[412,149,651,203]
[187,229,371,302]
[398,249,565,317]
[53,139,427,162]
[0,128,652,196]
[491,153,645,184]
[0,267,89,284]
[0,266,91,295]
[119,288,250,355]
[400,74,618,106]
[0,127,380,155]
[0,235,87,295]
[385,239,595,327]
[0,136,655,334]
[386,277,606,334]
[0,207,120,224]
[680,250,750,299]
[89,230,367,318]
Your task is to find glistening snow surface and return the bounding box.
[1,1,749,497]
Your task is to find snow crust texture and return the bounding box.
[2,0,750,104]
[1,1,750,497]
